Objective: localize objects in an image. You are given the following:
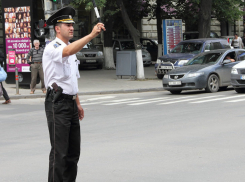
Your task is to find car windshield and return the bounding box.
[82,42,96,49]
[186,52,222,65]
[171,42,203,54]
[121,41,135,50]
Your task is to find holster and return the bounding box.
[45,87,51,100]
[52,86,63,103]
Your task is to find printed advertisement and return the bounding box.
[4,6,31,72]
[163,19,183,55]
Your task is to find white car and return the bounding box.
[231,57,245,93]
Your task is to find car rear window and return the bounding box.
[213,42,222,49]
[171,42,203,54]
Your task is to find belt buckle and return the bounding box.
[72,95,77,100]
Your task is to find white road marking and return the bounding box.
[190,95,245,103]
[130,96,196,105]
[158,95,223,105]
[225,98,245,103]
[79,96,116,102]
[104,97,171,105]
[81,98,140,105]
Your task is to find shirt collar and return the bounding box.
[55,37,71,45]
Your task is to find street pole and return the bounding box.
[15,67,19,95]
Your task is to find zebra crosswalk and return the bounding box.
[79,94,245,106]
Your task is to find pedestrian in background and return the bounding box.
[0,82,11,104]
[0,50,11,104]
[231,34,244,48]
[26,39,46,94]
[43,6,105,182]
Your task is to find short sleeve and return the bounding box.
[50,44,69,63]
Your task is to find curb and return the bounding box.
[0,87,164,100]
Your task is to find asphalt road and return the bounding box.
[1,89,245,182]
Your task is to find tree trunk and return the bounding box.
[156,0,163,59]
[104,13,116,69]
[198,0,212,38]
[103,2,116,69]
[116,0,145,79]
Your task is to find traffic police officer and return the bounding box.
[43,6,105,182]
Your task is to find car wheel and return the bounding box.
[157,74,163,79]
[234,88,245,93]
[219,86,228,91]
[170,90,182,94]
[205,74,219,93]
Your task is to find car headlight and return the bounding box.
[164,74,169,79]
[187,72,204,78]
[76,52,84,57]
[178,60,189,66]
[97,51,103,56]
[156,59,162,64]
[231,68,238,74]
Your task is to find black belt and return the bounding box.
[61,93,77,100]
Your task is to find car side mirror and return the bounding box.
[223,59,231,64]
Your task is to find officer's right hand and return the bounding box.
[91,23,106,37]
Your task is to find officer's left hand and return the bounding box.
[77,105,84,121]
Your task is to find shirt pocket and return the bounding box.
[63,63,71,79]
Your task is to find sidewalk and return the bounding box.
[0,66,163,100]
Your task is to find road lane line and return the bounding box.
[190,95,245,103]
[225,98,245,103]
[79,96,116,102]
[158,95,224,105]
[81,98,140,105]
[104,97,171,105]
[130,96,196,105]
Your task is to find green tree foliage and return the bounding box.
[168,0,245,25]
[213,0,245,22]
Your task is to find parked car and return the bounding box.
[140,38,158,62]
[220,36,234,48]
[183,31,219,40]
[155,38,231,79]
[162,49,245,94]
[231,58,245,93]
[113,39,152,66]
[76,42,104,69]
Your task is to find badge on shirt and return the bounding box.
[53,42,61,48]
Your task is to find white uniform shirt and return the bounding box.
[42,37,80,95]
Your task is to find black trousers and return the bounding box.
[45,94,81,182]
[1,82,10,101]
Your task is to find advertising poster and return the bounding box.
[4,6,31,72]
[163,19,183,55]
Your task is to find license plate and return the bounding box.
[241,75,245,80]
[161,66,172,69]
[86,60,96,63]
[169,81,181,85]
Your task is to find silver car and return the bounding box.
[76,42,104,69]
[113,39,152,66]
[163,49,245,94]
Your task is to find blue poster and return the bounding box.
[163,19,183,55]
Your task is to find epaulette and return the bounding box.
[53,42,61,48]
